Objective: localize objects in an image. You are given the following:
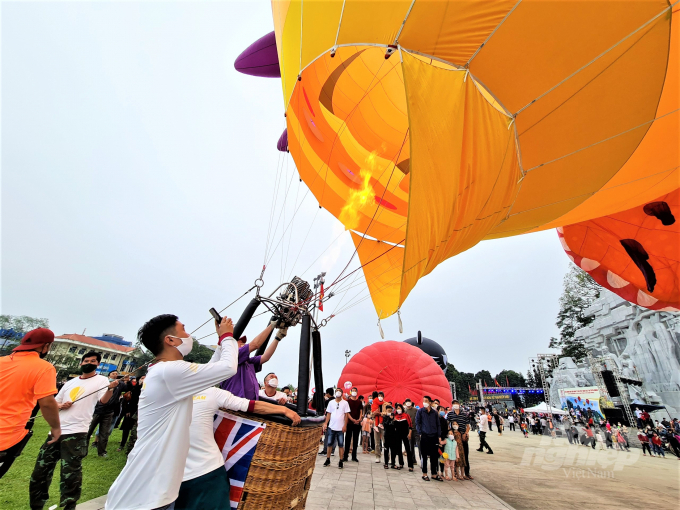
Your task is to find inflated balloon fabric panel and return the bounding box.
[534,5,680,231]
[286,46,409,246]
[559,189,679,311]
[337,341,452,408]
[350,232,405,319]
[400,51,520,306]
[398,0,518,64]
[486,3,671,237]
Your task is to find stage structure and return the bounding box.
[531,354,560,421]
[587,353,636,427]
[544,291,679,421]
[469,386,544,408]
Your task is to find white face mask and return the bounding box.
[448,434,454,440]
[423,402,430,408]
[405,402,411,408]
[432,404,438,410]
[171,334,194,357]
[335,391,343,398]
[452,404,460,410]
[351,390,357,396]
[397,409,403,415]
[378,396,383,402]
[268,378,279,388]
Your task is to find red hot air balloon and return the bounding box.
[558,189,679,311]
[337,341,452,408]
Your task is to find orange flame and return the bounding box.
[339,151,378,230]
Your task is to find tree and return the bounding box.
[525,369,535,388]
[495,370,526,387]
[549,265,601,362]
[185,341,218,364]
[129,345,153,377]
[445,363,476,402]
[474,370,493,387]
[0,315,49,354]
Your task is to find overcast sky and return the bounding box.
[1,2,568,390]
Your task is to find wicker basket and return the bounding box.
[225,411,322,510]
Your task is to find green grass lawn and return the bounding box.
[0,417,128,510]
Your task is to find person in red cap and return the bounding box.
[0,328,61,479]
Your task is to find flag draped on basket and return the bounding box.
[213,410,266,509]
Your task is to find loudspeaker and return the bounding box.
[601,370,620,397]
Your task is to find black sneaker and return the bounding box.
[318,451,327,456]
[352,458,359,462]
[338,460,343,469]
[487,451,494,455]
[323,458,330,467]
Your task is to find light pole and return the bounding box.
[344,350,351,365]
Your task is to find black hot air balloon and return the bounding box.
[403,331,448,371]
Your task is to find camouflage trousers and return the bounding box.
[29,432,87,510]
[125,415,137,455]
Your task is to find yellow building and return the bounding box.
[49,333,139,376]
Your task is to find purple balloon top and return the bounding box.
[234,31,280,78]
[277,129,288,152]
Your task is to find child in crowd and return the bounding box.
[595,429,606,450]
[442,426,458,481]
[637,429,652,456]
[361,411,373,454]
[651,433,665,458]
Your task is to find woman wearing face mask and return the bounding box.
[433,400,448,478]
[452,423,467,480]
[371,391,386,463]
[392,404,413,471]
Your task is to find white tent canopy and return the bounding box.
[522,402,567,415]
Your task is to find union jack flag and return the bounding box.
[213,410,267,509]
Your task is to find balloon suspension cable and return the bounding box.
[190,285,258,336]
[398,309,403,334]
[378,317,385,339]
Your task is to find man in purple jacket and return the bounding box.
[220,321,288,400]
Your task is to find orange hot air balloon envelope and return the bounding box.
[337,341,452,408]
[271,1,677,319]
[558,189,680,312]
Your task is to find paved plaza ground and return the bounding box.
[469,428,679,509]
[78,428,679,510]
[306,453,512,510]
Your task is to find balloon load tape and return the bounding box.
[272,276,313,328]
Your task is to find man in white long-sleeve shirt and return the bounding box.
[106,314,239,510]
[174,386,301,510]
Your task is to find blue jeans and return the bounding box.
[652,444,665,456]
[328,429,345,449]
[320,427,335,454]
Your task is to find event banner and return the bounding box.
[558,387,604,420]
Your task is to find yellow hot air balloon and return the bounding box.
[270,0,677,319]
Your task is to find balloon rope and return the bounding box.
[514,5,674,116]
[189,285,257,336]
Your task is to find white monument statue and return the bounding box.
[568,289,680,414]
